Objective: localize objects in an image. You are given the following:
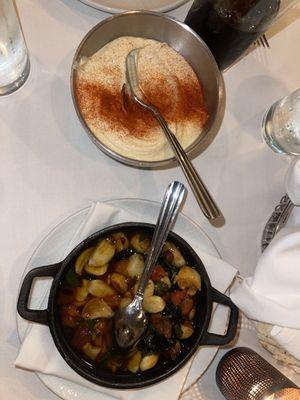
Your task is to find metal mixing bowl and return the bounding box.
[71,11,225,169]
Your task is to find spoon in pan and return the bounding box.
[114,181,187,349]
[125,48,221,221]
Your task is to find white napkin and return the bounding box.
[273,158,300,360]
[270,325,300,360]
[230,223,300,360]
[15,201,237,399]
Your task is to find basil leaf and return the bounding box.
[174,324,183,338]
[87,319,97,331]
[154,281,169,296]
[99,348,115,364]
[65,269,80,287]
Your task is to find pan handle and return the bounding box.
[201,287,239,346]
[17,263,61,326]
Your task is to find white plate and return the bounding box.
[17,198,223,400]
[77,0,189,13]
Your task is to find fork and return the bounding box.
[255,34,270,48]
[261,194,294,252]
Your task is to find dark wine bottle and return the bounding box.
[185,0,280,70]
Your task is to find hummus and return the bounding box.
[75,36,209,162]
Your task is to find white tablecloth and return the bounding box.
[1,1,300,399]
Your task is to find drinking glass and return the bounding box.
[0,0,30,96]
[184,0,299,71]
[262,89,300,155]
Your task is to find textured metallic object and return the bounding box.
[255,34,270,48]
[261,194,294,252]
[216,347,298,400]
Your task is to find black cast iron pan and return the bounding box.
[17,222,238,389]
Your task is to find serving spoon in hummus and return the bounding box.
[125,48,221,221]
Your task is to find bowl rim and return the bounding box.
[48,222,214,389]
[70,10,225,169]
[78,0,190,14]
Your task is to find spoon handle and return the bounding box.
[153,110,221,220]
[136,181,187,298]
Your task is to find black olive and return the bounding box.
[157,337,175,351]
[139,331,157,353]
[162,303,182,322]
[114,248,135,261]
[158,257,179,281]
[161,305,173,318]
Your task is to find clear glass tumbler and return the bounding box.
[0,0,30,96]
[262,89,300,155]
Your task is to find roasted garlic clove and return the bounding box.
[110,272,128,294]
[75,279,89,302]
[112,232,129,252]
[87,279,116,297]
[82,342,101,360]
[189,307,196,320]
[75,247,94,275]
[174,266,201,295]
[130,233,151,253]
[89,238,115,267]
[119,297,132,309]
[127,253,144,279]
[188,288,198,296]
[124,290,132,298]
[143,295,165,313]
[140,354,159,371]
[82,298,114,319]
[144,280,155,297]
[176,322,194,339]
[132,282,138,295]
[160,276,171,288]
[132,279,154,297]
[114,259,129,276]
[85,263,108,276]
[127,350,142,373]
[162,242,186,267]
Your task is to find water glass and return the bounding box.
[262,89,300,155]
[0,0,30,96]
